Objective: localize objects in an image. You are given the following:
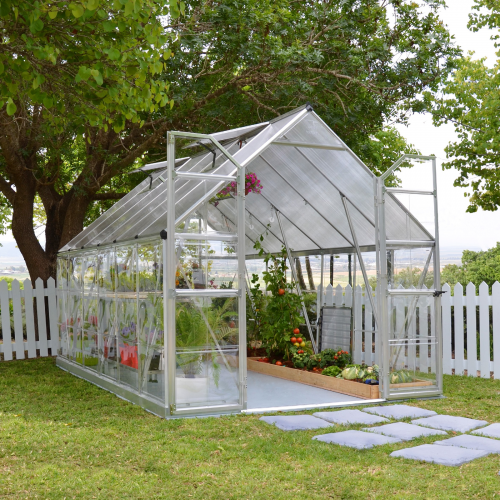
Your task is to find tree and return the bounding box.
[0,0,459,282]
[0,0,180,283]
[441,243,500,290]
[429,0,500,212]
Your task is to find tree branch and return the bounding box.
[92,192,127,201]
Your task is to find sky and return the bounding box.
[395,0,499,250]
[1,1,499,264]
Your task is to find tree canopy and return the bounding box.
[441,242,500,291]
[430,0,500,212]
[0,0,459,282]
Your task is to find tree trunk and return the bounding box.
[295,257,307,290]
[305,256,315,290]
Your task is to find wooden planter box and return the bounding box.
[248,358,434,400]
[248,357,379,399]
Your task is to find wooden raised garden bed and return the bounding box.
[248,357,380,399]
[248,357,434,400]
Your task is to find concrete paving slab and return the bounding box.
[259,415,334,431]
[363,422,447,441]
[313,409,389,426]
[472,423,500,440]
[362,404,437,420]
[412,415,488,433]
[435,434,500,453]
[390,444,489,466]
[313,430,401,449]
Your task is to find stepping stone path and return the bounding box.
[258,404,498,467]
[363,404,436,420]
[362,422,447,441]
[412,415,488,433]
[313,430,401,449]
[434,434,500,453]
[259,415,333,431]
[313,409,389,425]
[390,444,489,466]
[472,423,500,439]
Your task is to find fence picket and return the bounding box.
[1,277,500,381]
[11,280,25,360]
[479,282,490,378]
[34,278,48,357]
[325,284,334,307]
[466,282,477,376]
[454,283,465,375]
[344,284,352,308]
[0,280,12,360]
[23,279,36,358]
[493,282,500,379]
[353,285,363,364]
[365,285,374,365]
[374,288,380,365]
[442,284,452,375]
[334,284,343,307]
[47,278,58,355]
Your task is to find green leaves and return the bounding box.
[6,98,16,116]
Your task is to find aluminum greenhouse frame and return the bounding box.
[56,104,443,418]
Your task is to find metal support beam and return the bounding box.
[272,140,346,151]
[341,196,379,327]
[275,209,318,354]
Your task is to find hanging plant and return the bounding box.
[210,172,262,206]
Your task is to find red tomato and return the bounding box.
[275,361,283,366]
[296,337,303,344]
[263,357,269,362]
[293,328,300,335]
[278,288,285,295]
[229,321,236,328]
[290,337,297,344]
[298,350,304,354]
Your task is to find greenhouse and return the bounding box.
[56,104,443,418]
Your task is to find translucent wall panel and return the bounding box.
[175,238,239,291]
[56,257,69,358]
[137,242,164,402]
[174,296,239,409]
[115,245,138,390]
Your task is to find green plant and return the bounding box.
[292,352,310,369]
[322,366,342,377]
[174,299,237,383]
[249,237,304,361]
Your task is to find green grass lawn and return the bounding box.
[1,358,500,499]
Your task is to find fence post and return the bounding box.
[353,285,363,364]
[493,281,500,379]
[47,277,58,355]
[454,283,465,375]
[466,282,477,376]
[23,279,37,358]
[11,280,25,360]
[0,280,12,360]
[442,283,452,375]
[34,278,49,357]
[479,282,490,378]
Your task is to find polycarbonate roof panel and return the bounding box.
[62,106,433,255]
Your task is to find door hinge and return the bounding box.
[170,403,176,413]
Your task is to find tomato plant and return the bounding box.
[249,237,304,361]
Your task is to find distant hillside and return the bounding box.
[0,240,27,265]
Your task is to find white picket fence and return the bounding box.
[0,278,59,360]
[317,281,500,379]
[1,278,500,380]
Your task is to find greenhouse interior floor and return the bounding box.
[245,371,366,412]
